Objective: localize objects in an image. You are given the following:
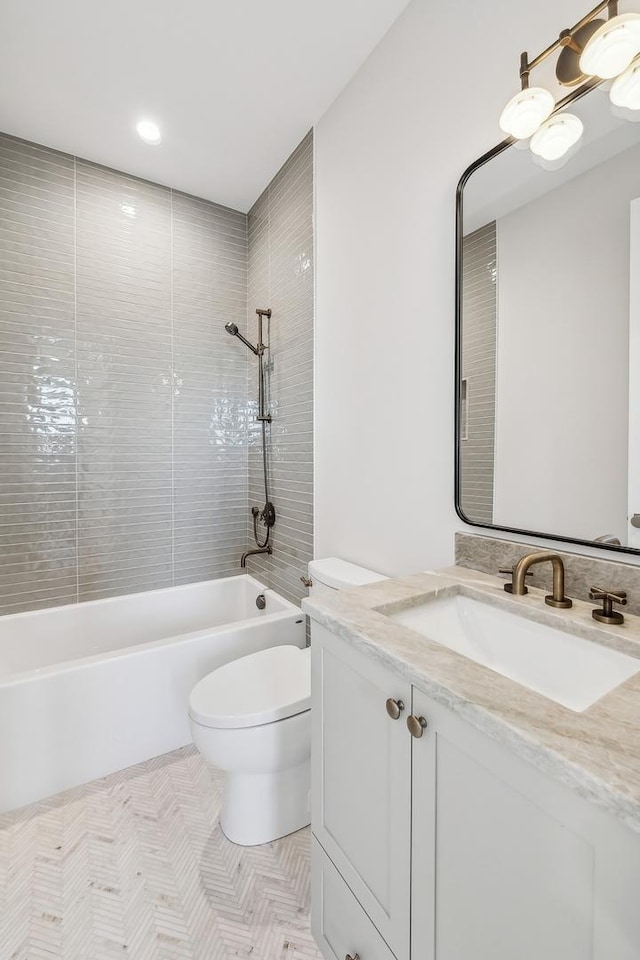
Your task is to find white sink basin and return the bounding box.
[388,594,640,712]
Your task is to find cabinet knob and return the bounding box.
[385,697,405,720]
[407,714,428,738]
[345,954,360,960]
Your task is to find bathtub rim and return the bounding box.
[0,574,304,688]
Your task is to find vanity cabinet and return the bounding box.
[311,622,640,960]
[411,689,596,960]
[311,625,412,959]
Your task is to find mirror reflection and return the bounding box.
[458,89,640,549]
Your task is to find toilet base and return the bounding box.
[220,759,311,846]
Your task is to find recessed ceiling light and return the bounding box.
[136,119,161,145]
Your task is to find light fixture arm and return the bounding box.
[559,29,583,55]
[519,0,614,82]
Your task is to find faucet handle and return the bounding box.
[589,587,627,625]
[589,587,627,603]
[499,567,532,595]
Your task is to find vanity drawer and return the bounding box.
[312,836,398,960]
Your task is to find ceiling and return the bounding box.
[0,0,410,211]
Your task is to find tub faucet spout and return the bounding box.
[241,545,272,568]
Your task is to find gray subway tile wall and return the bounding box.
[76,162,173,601]
[0,136,77,612]
[460,221,497,526]
[172,193,249,586]
[0,130,314,614]
[245,131,314,606]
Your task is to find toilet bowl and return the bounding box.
[189,558,386,846]
[189,644,311,846]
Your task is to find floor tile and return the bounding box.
[0,747,322,960]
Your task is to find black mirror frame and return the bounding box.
[454,84,640,558]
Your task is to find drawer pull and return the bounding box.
[407,714,428,738]
[385,697,405,720]
[345,954,360,960]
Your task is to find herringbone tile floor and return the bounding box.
[0,746,323,960]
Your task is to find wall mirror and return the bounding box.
[456,82,640,553]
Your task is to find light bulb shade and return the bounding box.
[499,87,555,139]
[610,55,640,110]
[579,13,640,80]
[530,113,584,162]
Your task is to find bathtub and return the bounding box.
[0,574,305,813]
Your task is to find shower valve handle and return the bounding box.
[261,502,276,527]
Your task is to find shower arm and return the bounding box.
[234,330,259,356]
[224,312,271,421]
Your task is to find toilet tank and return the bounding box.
[307,557,387,596]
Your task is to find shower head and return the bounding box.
[223,321,259,355]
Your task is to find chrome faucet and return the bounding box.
[509,551,572,609]
[241,545,272,568]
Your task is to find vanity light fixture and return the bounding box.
[136,119,161,145]
[499,1,640,168]
[610,53,640,107]
[530,113,584,161]
[579,11,640,78]
[499,86,555,140]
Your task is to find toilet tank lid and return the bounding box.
[308,557,387,590]
[189,644,310,730]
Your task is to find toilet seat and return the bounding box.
[189,644,310,730]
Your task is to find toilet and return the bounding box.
[188,557,386,846]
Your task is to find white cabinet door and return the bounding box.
[411,690,595,960]
[311,623,412,960]
[312,836,397,960]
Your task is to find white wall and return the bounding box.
[494,143,640,544]
[314,0,593,575]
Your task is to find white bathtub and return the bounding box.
[0,574,305,813]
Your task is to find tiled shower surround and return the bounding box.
[0,131,313,614]
[245,132,314,607]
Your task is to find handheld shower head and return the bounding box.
[223,321,259,355]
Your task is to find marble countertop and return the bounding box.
[303,566,640,835]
